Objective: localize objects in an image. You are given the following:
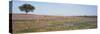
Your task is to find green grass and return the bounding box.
[12,17,97,33]
[77,22,97,29]
[48,21,65,25]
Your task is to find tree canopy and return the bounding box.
[19,4,35,14]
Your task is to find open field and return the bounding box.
[12,14,97,33]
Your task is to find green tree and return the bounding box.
[19,4,35,14]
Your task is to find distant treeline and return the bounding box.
[78,16,97,18]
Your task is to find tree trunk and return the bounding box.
[25,10,28,14]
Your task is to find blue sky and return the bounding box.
[12,1,97,16]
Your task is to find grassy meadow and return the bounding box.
[12,14,97,33]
